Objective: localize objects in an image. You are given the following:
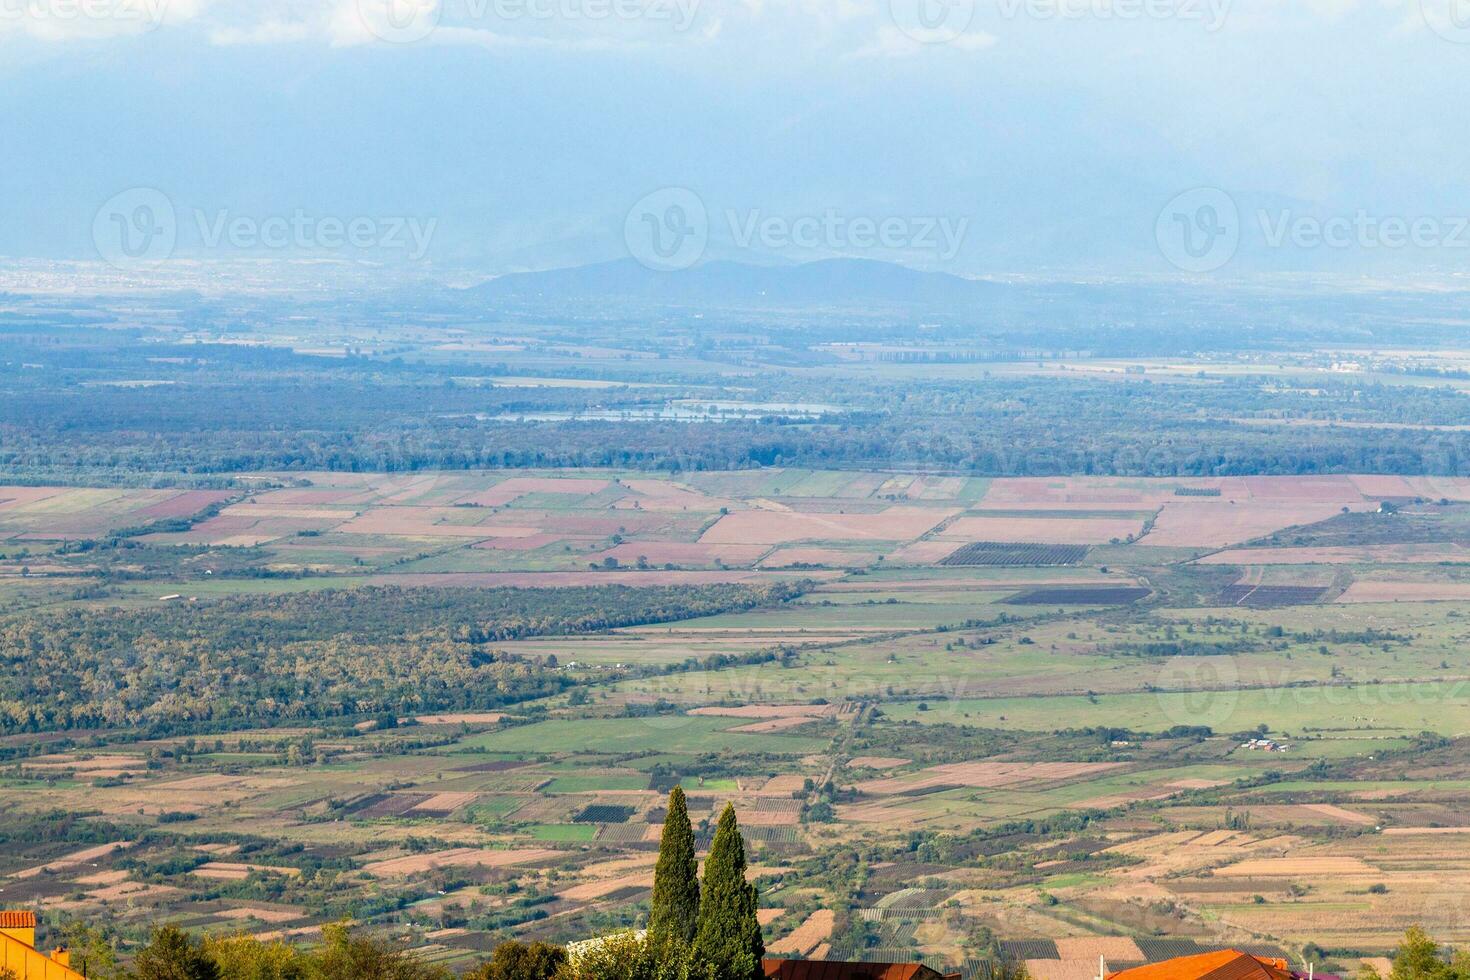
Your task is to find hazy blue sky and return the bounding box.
[3,0,1469,279]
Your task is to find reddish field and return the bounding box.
[592,542,769,566]
[0,487,71,509]
[529,513,671,535]
[134,490,234,519]
[457,477,611,507]
[1200,543,1470,565]
[619,480,737,511]
[700,507,952,545]
[887,540,962,562]
[340,509,538,538]
[252,488,360,505]
[758,547,877,568]
[766,910,834,956]
[1337,581,1470,603]
[942,516,1146,544]
[558,871,654,902]
[978,478,1172,507]
[1242,475,1366,501]
[1144,500,1373,548]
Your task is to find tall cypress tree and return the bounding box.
[649,785,701,946]
[694,803,764,980]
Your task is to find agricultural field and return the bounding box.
[5,467,1470,974]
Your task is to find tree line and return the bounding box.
[0,584,803,734]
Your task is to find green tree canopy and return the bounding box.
[313,922,451,980]
[468,941,567,980]
[693,804,764,980]
[1361,928,1470,980]
[650,786,701,947]
[134,927,221,980]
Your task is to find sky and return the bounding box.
[2,0,1470,281]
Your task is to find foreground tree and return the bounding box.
[649,786,701,947]
[1360,928,1470,980]
[469,942,567,980]
[693,805,763,980]
[203,933,310,980]
[134,927,221,980]
[314,922,452,980]
[553,932,707,980]
[61,920,123,980]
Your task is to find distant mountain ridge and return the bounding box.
[460,257,1007,309]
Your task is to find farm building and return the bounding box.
[764,958,962,980]
[0,911,85,980]
[1106,950,1295,980]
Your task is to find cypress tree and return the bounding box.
[694,803,764,980]
[650,785,701,946]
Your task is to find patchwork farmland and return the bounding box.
[5,468,1470,976]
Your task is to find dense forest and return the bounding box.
[0,583,805,734]
[10,282,1470,483]
[6,345,1470,479]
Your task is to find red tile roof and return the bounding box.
[1109,950,1293,980]
[0,911,37,929]
[764,959,959,980]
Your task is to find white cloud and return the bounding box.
[209,17,314,43]
[0,0,207,41]
[848,22,996,57]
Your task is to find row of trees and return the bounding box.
[646,789,765,980]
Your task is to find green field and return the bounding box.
[879,680,1470,735]
[452,716,829,755]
